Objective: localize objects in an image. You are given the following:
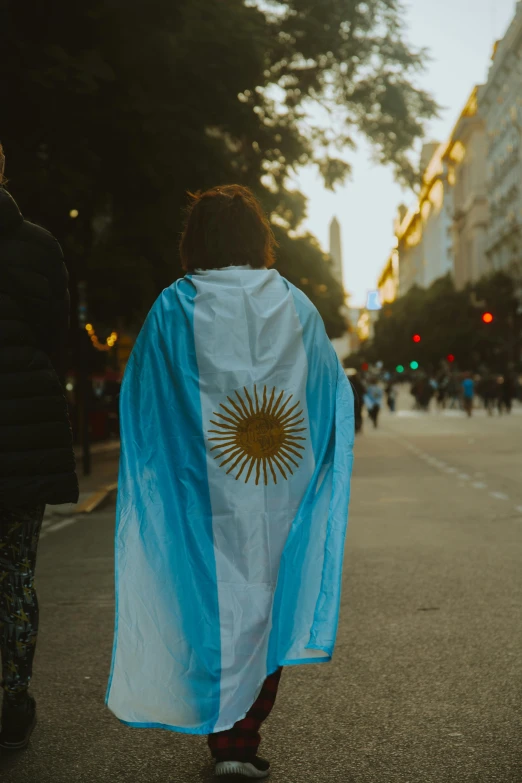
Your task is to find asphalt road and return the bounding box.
[2,393,522,783]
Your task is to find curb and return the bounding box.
[74,441,121,459]
[76,482,118,514]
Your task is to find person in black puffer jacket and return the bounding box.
[0,144,78,751]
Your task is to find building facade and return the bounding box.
[444,87,489,289]
[395,203,424,296]
[356,308,379,343]
[378,2,522,302]
[394,141,454,295]
[478,2,522,278]
[377,250,399,304]
[421,145,454,288]
[392,84,492,296]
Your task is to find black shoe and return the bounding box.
[215,756,270,778]
[0,695,37,750]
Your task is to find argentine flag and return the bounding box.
[106,266,354,733]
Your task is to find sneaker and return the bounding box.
[215,756,270,779]
[0,695,37,750]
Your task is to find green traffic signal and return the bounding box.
[410,361,419,370]
[396,365,404,373]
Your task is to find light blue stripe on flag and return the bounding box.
[292,285,355,650]
[267,283,354,669]
[106,277,222,733]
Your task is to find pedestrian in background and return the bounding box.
[481,375,497,416]
[347,369,365,433]
[410,378,420,410]
[413,376,434,412]
[420,377,437,412]
[461,373,475,418]
[447,375,461,409]
[106,185,355,779]
[498,372,515,415]
[0,145,78,750]
[365,378,383,428]
[385,381,397,413]
[436,374,449,410]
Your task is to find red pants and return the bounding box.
[208,668,282,761]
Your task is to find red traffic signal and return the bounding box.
[413,334,421,343]
[447,354,455,363]
[482,312,494,324]
[361,362,369,372]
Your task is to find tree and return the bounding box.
[273,227,346,337]
[474,271,520,369]
[354,272,520,373]
[259,0,438,191]
[1,0,437,339]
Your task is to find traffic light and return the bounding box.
[447,354,455,363]
[396,365,405,373]
[410,361,419,370]
[361,362,369,372]
[482,312,494,324]
[412,334,421,343]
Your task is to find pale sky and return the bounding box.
[293,0,517,307]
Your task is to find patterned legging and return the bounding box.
[208,668,282,761]
[0,503,45,702]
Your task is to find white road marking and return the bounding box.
[40,517,78,539]
[490,492,509,501]
[360,497,417,505]
[395,435,521,510]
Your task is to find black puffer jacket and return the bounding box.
[0,189,79,507]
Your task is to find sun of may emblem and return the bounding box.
[208,385,307,486]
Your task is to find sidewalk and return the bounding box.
[75,439,120,458]
[45,442,120,519]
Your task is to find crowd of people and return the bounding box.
[410,371,520,417]
[346,368,522,430]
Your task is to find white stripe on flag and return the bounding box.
[192,269,316,728]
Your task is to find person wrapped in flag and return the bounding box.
[106,185,355,779]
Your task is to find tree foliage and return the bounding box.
[1,0,437,341]
[358,272,520,373]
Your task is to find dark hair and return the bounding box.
[0,143,5,186]
[180,184,278,272]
